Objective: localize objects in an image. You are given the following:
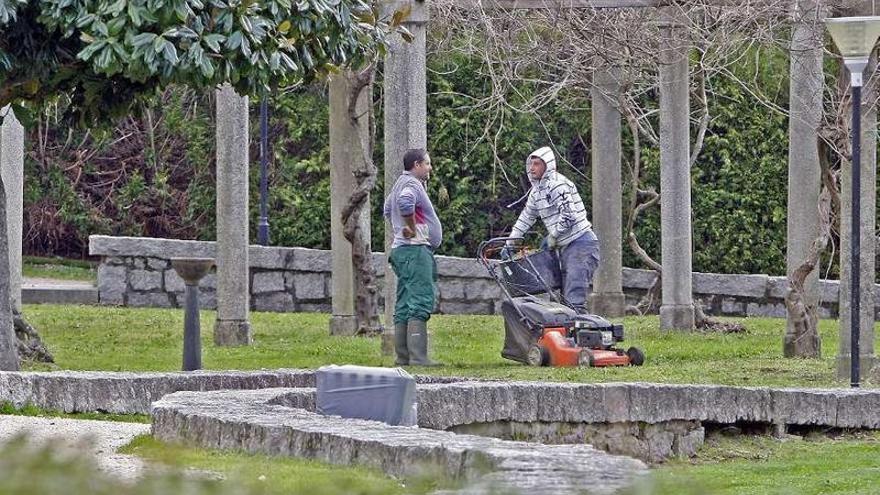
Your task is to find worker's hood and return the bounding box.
[526,146,557,186]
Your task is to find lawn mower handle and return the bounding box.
[476,236,527,263]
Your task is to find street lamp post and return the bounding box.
[257,95,271,246]
[825,17,880,387]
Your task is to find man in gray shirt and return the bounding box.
[383,148,442,366]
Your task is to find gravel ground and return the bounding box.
[0,415,150,481]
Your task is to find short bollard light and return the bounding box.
[170,258,215,371]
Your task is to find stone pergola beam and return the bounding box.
[329,70,372,336]
[0,108,23,313]
[382,0,428,344]
[658,8,694,330]
[214,85,252,346]
[590,64,626,317]
[784,0,822,355]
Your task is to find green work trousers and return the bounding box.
[389,245,436,324]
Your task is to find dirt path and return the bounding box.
[0,415,150,481]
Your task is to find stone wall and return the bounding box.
[450,419,705,463]
[0,369,461,414]
[90,235,877,318]
[152,381,880,478]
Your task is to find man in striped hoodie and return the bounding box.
[507,146,600,313]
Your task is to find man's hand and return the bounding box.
[402,214,417,239]
[500,246,513,261]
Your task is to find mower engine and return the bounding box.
[569,318,625,350]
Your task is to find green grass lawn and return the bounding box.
[0,401,149,423]
[12,305,880,493]
[648,431,880,495]
[22,256,96,282]
[121,435,415,495]
[21,304,876,388]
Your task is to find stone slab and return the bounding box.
[693,272,769,298]
[4,371,880,433]
[0,370,316,414]
[253,271,285,294]
[622,268,658,289]
[129,270,162,291]
[152,388,648,495]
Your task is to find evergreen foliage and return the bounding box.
[20,47,852,277]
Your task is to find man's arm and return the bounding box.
[549,181,576,239]
[399,186,417,238]
[509,193,538,241]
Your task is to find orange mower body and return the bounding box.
[526,327,644,368]
[477,237,646,369]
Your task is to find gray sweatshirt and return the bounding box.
[510,146,592,247]
[383,171,443,249]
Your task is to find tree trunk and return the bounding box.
[14,309,54,363]
[0,169,21,370]
[783,142,835,358]
[341,65,382,336]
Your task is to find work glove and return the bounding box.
[542,235,558,251]
[500,245,513,261]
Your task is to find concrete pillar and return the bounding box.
[837,57,877,380]
[658,10,694,330]
[0,108,23,312]
[382,0,428,340]
[589,65,626,317]
[329,70,372,336]
[213,85,252,346]
[784,0,823,354]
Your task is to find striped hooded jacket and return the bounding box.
[509,146,592,247]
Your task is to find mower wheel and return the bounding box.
[578,349,595,367]
[526,344,548,367]
[626,347,645,366]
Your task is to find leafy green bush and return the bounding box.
[21,48,851,277]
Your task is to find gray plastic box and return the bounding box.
[315,365,417,426]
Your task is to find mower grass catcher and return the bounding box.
[479,237,645,368]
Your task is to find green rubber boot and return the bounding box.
[394,321,409,366]
[407,319,440,367]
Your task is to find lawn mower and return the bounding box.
[478,237,645,368]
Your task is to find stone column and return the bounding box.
[329,70,372,336]
[837,56,877,380]
[213,85,252,346]
[784,0,823,355]
[382,0,428,347]
[589,65,625,317]
[658,10,694,330]
[0,108,23,312]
